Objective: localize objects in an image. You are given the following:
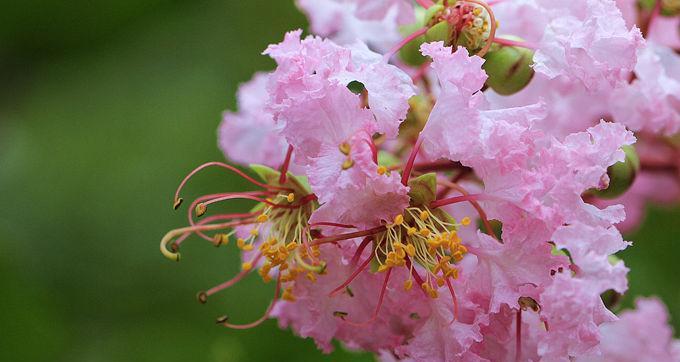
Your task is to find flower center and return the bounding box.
[374,206,470,298]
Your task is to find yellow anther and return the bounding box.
[377,165,388,175]
[287,193,295,203]
[404,279,413,291]
[421,282,431,292]
[250,229,259,237]
[339,142,351,155]
[429,289,439,299]
[242,244,254,251]
[419,228,431,237]
[473,7,482,16]
[419,210,430,221]
[436,277,446,287]
[445,268,459,279]
[461,216,471,226]
[396,248,406,259]
[342,158,354,170]
[378,264,391,273]
[393,214,404,226]
[407,227,417,236]
[280,262,289,271]
[282,287,296,302]
[256,214,269,223]
[195,203,207,217]
[213,234,229,246]
[286,242,297,251]
[237,238,245,249]
[241,262,253,271]
[259,243,270,252]
[406,244,416,257]
[306,272,317,283]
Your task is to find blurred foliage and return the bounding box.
[0,1,678,361]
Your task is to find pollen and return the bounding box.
[393,214,404,226]
[250,229,259,237]
[256,214,269,223]
[237,238,246,249]
[461,216,471,226]
[419,210,430,221]
[342,158,354,170]
[377,165,388,175]
[404,279,413,291]
[241,262,253,271]
[282,287,296,302]
[419,228,431,237]
[339,142,351,155]
[242,244,254,251]
[286,193,295,202]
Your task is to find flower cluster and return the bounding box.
[161,0,680,360]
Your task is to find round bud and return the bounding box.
[425,21,451,44]
[399,22,428,66]
[483,44,535,95]
[639,0,680,16]
[592,145,640,199]
[398,7,429,66]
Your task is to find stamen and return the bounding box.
[311,226,386,246]
[219,273,282,330]
[279,145,294,184]
[461,0,497,57]
[401,136,424,186]
[436,179,500,243]
[329,252,375,297]
[173,162,291,209]
[196,253,264,303]
[160,219,256,261]
[350,236,373,267]
[339,142,351,155]
[493,37,537,50]
[429,193,484,209]
[516,309,522,362]
[383,27,429,62]
[343,268,392,327]
[415,0,435,8]
[445,278,459,324]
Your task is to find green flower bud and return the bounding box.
[592,145,640,199]
[482,44,535,95]
[638,0,680,16]
[398,8,428,66]
[425,21,452,44]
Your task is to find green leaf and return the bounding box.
[346,80,366,95]
[408,172,437,206]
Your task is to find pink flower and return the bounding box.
[496,0,644,90]
[295,0,413,52]
[273,246,429,353]
[610,43,680,135]
[577,298,680,362]
[537,274,615,360]
[265,30,415,142]
[218,72,289,167]
[307,130,410,228]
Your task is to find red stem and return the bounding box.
[401,136,424,186]
[220,273,282,330]
[516,310,522,362]
[415,0,434,8]
[311,226,386,246]
[329,253,375,297]
[383,27,429,62]
[430,194,483,209]
[493,37,538,50]
[279,145,294,184]
[350,236,373,267]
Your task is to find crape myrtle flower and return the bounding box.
[159,0,680,360]
[295,0,415,52]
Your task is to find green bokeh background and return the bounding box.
[0,1,678,361]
